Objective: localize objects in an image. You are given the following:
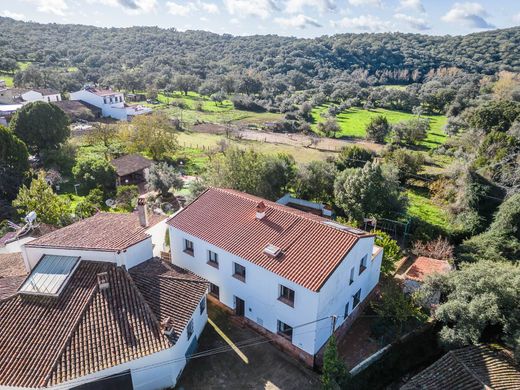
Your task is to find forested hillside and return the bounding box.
[0,16,519,95]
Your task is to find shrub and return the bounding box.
[116,185,139,211]
[335,145,374,170]
[72,156,117,195]
[392,118,430,145]
[365,115,390,143]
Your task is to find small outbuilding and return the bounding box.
[111,154,153,190]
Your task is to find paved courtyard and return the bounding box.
[176,303,321,390]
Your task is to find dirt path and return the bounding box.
[193,123,383,153]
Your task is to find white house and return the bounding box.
[20,88,62,103]
[70,87,151,121]
[168,187,383,366]
[0,201,208,390]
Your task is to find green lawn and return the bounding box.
[311,106,447,149]
[0,73,14,87]
[406,186,450,229]
[156,92,283,126]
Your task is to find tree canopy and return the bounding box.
[0,126,29,201]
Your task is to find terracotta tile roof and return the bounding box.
[111,154,152,177]
[85,87,120,97]
[130,258,208,342]
[403,257,452,282]
[402,345,520,390]
[25,212,164,251]
[0,258,207,387]
[0,253,27,301]
[168,188,371,292]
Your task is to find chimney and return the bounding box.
[97,272,109,290]
[256,201,267,220]
[161,317,174,336]
[137,195,149,227]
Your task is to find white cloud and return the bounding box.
[275,13,322,28]
[24,0,69,16]
[512,12,520,23]
[87,0,157,14]
[394,13,430,30]
[166,1,194,16]
[333,14,391,31]
[199,1,219,14]
[0,10,26,20]
[285,0,335,14]
[442,2,494,28]
[398,0,424,13]
[223,0,278,18]
[348,0,381,7]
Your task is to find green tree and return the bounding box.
[294,160,337,204]
[148,162,184,197]
[365,115,390,143]
[72,156,117,194]
[334,162,406,222]
[13,171,70,226]
[374,230,402,276]
[391,118,429,145]
[74,188,104,219]
[0,126,29,201]
[317,117,341,137]
[9,101,69,154]
[115,185,139,211]
[383,148,425,183]
[118,112,178,160]
[457,193,520,263]
[86,123,119,160]
[465,100,520,133]
[418,260,520,355]
[335,145,374,171]
[321,335,350,390]
[205,148,296,201]
[173,74,201,95]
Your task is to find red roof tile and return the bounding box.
[0,253,27,301]
[402,345,520,389]
[26,212,165,252]
[0,258,207,387]
[404,257,451,282]
[168,188,371,292]
[111,154,152,177]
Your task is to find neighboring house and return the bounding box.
[401,344,520,389]
[52,100,102,121]
[19,88,62,103]
[70,87,151,121]
[111,154,153,191]
[0,87,14,104]
[168,187,383,366]
[0,205,208,389]
[399,256,451,300]
[277,193,333,218]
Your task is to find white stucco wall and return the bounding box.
[169,226,383,356]
[145,219,167,258]
[22,238,154,271]
[70,90,127,120]
[20,91,61,103]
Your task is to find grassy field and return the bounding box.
[176,131,335,165]
[406,187,450,229]
[157,92,283,126]
[311,106,447,149]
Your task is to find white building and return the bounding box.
[70,87,151,121]
[168,188,383,365]
[19,88,62,103]
[0,202,208,390]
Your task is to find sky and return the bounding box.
[0,0,519,38]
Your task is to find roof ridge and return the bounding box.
[44,263,103,387]
[451,347,493,389]
[212,187,365,238]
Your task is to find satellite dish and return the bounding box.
[105,199,116,207]
[25,211,37,224]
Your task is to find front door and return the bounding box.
[234,296,245,316]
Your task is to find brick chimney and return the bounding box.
[137,195,149,227]
[256,201,267,220]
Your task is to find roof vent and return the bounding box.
[97,272,109,290]
[256,201,267,220]
[161,317,175,336]
[263,244,282,258]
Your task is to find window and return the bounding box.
[353,289,361,309]
[187,319,194,340]
[199,297,206,314]
[209,283,219,299]
[359,254,368,275]
[278,285,295,307]
[277,320,293,341]
[184,239,194,256]
[344,302,350,318]
[103,97,107,104]
[349,267,355,285]
[233,262,246,282]
[207,250,219,268]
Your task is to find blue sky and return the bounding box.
[1,0,519,37]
